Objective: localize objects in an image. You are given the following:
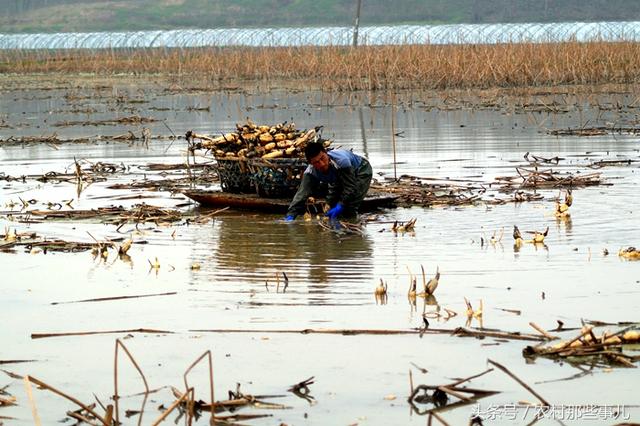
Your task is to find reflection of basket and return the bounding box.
[248,158,308,198]
[215,157,253,193]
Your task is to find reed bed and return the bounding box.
[2,41,640,90]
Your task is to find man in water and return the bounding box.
[285,142,373,221]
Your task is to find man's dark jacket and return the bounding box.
[287,149,372,217]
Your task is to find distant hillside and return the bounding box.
[2,0,640,34]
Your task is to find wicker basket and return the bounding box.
[248,158,308,198]
[215,157,254,194]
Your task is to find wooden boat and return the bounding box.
[183,190,398,213]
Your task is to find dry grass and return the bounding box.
[2,41,640,91]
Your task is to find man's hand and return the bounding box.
[325,203,343,220]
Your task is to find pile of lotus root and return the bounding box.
[186,120,331,160]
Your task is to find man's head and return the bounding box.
[305,142,330,173]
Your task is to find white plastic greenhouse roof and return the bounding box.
[1,21,639,50]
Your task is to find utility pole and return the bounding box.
[352,0,362,47]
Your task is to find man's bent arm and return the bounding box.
[286,173,315,217]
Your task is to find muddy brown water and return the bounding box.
[1,77,640,425]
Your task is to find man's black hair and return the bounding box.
[304,142,325,161]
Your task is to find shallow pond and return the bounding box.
[1,77,639,425]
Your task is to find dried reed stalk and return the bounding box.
[66,410,100,425]
[528,322,559,341]
[31,328,174,339]
[51,291,177,305]
[4,41,640,91]
[183,350,215,426]
[23,376,42,426]
[190,326,546,341]
[24,375,108,425]
[150,387,193,426]
[487,359,550,407]
[429,411,451,426]
[114,338,150,426]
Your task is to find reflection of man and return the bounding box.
[285,142,373,221]
[208,211,373,287]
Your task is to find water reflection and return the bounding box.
[424,294,439,307]
[374,293,388,305]
[420,295,441,319]
[373,278,388,305]
[513,240,522,255]
[555,213,573,235]
[199,215,374,300]
[531,241,549,253]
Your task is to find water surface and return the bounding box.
[1,79,639,425]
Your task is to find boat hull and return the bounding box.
[183,190,397,213]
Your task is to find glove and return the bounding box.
[325,203,343,220]
[284,215,295,222]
